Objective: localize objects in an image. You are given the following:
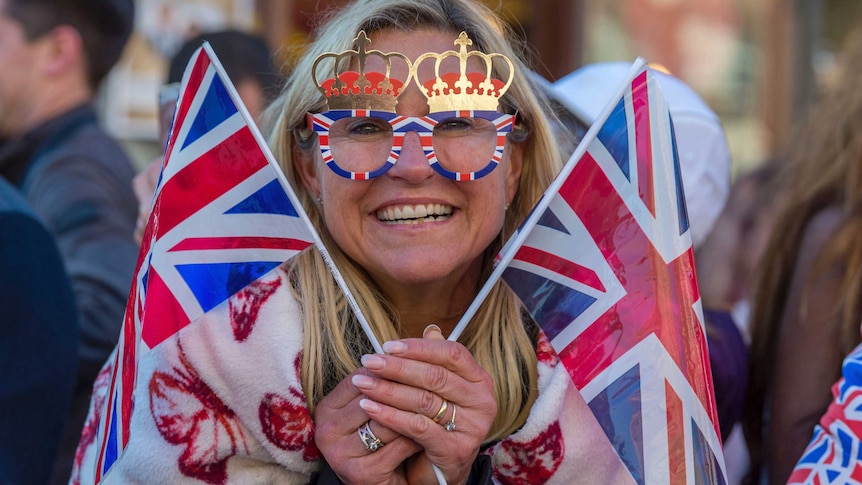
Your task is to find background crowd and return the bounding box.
[2,0,862,484]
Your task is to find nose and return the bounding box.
[388,131,435,182]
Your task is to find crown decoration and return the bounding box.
[412,32,514,112]
[312,31,411,111]
[311,31,515,113]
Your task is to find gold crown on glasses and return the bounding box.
[412,32,514,112]
[312,31,411,111]
[312,31,515,112]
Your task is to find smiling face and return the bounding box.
[296,28,523,303]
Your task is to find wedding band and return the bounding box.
[357,421,383,452]
[444,403,457,432]
[432,399,449,423]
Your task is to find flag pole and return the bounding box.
[204,43,384,354]
[447,58,647,343]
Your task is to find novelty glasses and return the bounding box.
[308,109,516,181]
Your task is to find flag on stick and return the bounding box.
[451,58,727,484]
[92,42,380,482]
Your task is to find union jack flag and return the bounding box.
[789,344,862,484]
[498,59,726,483]
[92,43,315,482]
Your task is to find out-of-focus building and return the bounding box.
[101,0,862,176]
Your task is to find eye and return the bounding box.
[346,117,392,138]
[434,117,474,134]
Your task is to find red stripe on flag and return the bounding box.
[119,302,138,447]
[155,127,265,239]
[632,71,656,217]
[168,236,313,252]
[140,269,193,348]
[165,52,211,169]
[666,381,686,485]
[514,245,606,292]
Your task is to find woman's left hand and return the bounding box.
[352,325,497,485]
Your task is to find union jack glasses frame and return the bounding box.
[307,109,516,181]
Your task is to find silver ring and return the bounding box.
[357,421,384,452]
[444,403,456,432]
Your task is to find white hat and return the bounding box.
[549,62,731,249]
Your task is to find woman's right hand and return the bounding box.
[314,367,422,484]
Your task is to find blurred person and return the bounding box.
[0,0,137,482]
[742,26,862,485]
[133,29,284,243]
[0,176,78,485]
[696,161,783,338]
[72,0,638,483]
[549,62,747,444]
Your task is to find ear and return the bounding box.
[504,141,524,206]
[292,136,322,200]
[39,25,85,79]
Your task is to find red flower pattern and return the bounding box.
[489,421,565,485]
[69,364,113,485]
[229,276,281,342]
[259,353,320,461]
[536,331,558,367]
[150,348,248,485]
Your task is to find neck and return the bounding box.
[381,260,484,339]
[18,80,92,136]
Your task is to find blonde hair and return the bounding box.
[744,26,862,480]
[262,0,563,442]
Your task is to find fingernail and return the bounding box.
[361,354,385,370]
[352,374,375,390]
[359,398,381,413]
[423,324,442,338]
[382,340,407,354]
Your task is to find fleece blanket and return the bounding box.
[71,267,633,484]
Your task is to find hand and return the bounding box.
[315,367,422,485]
[133,156,163,245]
[353,325,497,485]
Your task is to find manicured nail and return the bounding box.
[361,354,385,370]
[352,374,375,390]
[359,399,381,413]
[382,340,407,354]
[423,324,442,337]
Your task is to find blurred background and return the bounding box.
[102,0,862,177]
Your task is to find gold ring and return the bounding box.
[444,403,456,431]
[357,421,384,452]
[432,399,448,423]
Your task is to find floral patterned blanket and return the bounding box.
[72,267,633,484]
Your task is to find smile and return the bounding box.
[376,203,453,224]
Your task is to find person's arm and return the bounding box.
[0,211,78,484]
[767,207,846,485]
[25,154,138,374]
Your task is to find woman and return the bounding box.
[72,1,630,483]
[742,27,862,485]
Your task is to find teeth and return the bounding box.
[376,204,453,223]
